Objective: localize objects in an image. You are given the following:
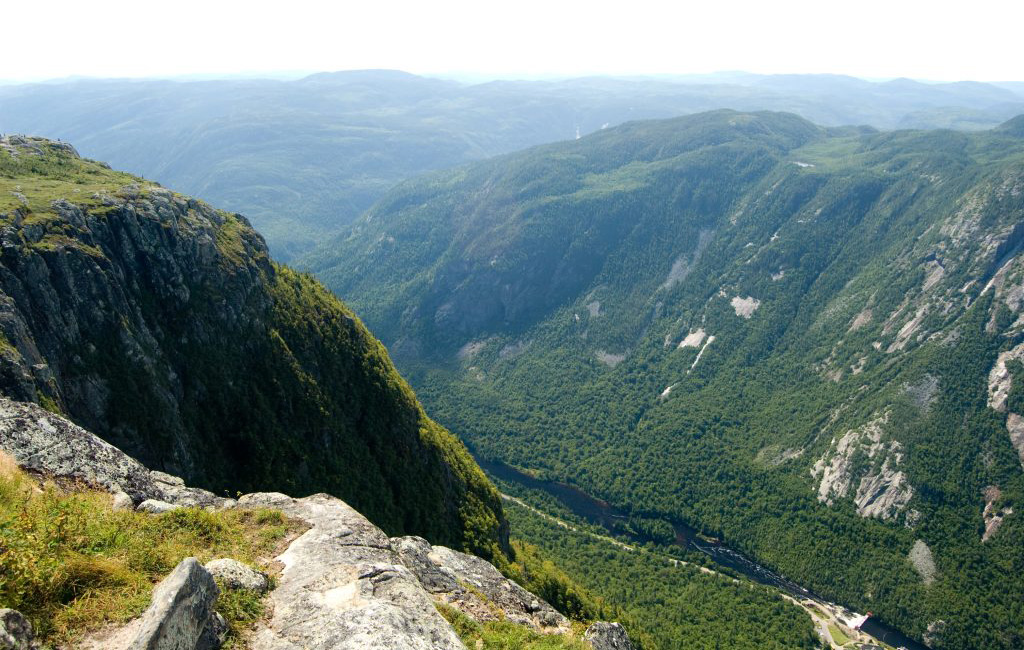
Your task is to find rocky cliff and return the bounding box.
[0,135,506,559]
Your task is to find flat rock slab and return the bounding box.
[240,493,465,650]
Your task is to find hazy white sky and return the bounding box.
[5,0,1022,82]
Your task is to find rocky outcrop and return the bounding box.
[730,295,761,318]
[0,609,39,650]
[988,342,1024,413]
[908,540,938,586]
[393,535,569,633]
[1006,413,1024,469]
[240,492,466,650]
[812,413,914,520]
[0,397,231,509]
[584,622,635,650]
[982,485,1013,542]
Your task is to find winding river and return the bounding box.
[478,457,929,650]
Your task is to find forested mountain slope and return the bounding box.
[2,71,1020,258]
[0,135,507,560]
[308,110,1024,649]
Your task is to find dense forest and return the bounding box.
[310,111,1024,649]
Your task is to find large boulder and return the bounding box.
[585,621,636,650]
[126,557,222,650]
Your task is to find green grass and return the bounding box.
[828,623,852,646]
[436,602,588,650]
[0,138,149,215]
[0,453,300,646]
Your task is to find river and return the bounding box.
[477,457,930,650]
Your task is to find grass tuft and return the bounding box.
[0,452,299,645]
[435,602,589,650]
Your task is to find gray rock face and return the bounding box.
[240,493,466,650]
[908,539,938,586]
[126,557,220,650]
[0,397,231,509]
[391,535,460,594]
[811,412,914,520]
[205,558,269,594]
[137,499,183,514]
[0,609,39,650]
[393,535,568,633]
[1006,413,1024,469]
[585,622,636,650]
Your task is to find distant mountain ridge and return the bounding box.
[0,134,507,560]
[309,110,1024,650]
[2,70,1021,259]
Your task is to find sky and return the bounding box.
[4,0,1022,83]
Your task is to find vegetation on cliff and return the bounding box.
[0,452,296,645]
[0,136,507,561]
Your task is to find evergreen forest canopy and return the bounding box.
[2,71,1022,259]
[308,110,1024,650]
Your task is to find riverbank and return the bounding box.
[484,457,926,650]
[503,493,895,650]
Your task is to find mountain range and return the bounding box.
[307,109,1024,650]
[2,70,1022,259]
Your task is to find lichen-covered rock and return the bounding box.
[584,621,636,650]
[205,558,269,593]
[0,397,230,508]
[241,493,465,650]
[393,535,568,633]
[391,535,461,594]
[136,499,182,514]
[0,609,39,650]
[126,557,220,650]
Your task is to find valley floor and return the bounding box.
[502,493,901,650]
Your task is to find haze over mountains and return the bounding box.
[2,70,1023,259]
